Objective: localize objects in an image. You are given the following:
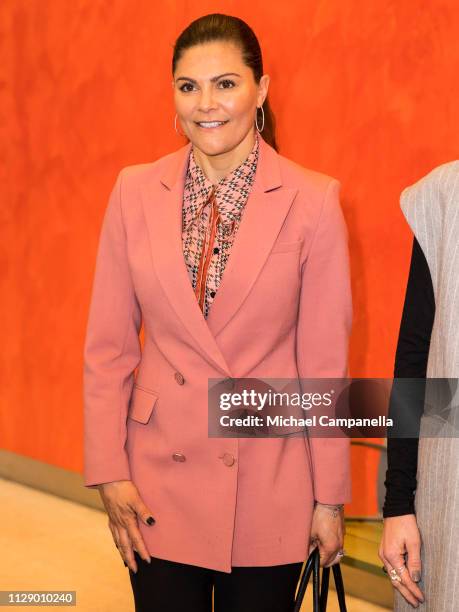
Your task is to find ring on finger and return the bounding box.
[389,568,402,582]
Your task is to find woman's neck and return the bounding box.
[192,129,256,184]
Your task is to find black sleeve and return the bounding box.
[382,236,435,518]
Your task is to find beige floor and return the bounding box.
[0,478,388,611]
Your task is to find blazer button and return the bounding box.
[172,453,186,462]
[174,372,185,385]
[220,453,236,467]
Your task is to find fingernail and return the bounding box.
[412,571,421,582]
[123,560,127,567]
[146,516,155,525]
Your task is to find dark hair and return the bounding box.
[172,13,278,152]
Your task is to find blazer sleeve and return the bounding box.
[83,168,142,488]
[296,179,353,504]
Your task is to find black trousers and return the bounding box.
[128,550,303,612]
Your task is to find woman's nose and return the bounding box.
[198,87,217,111]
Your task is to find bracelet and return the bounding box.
[315,502,344,517]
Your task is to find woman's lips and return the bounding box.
[195,120,229,130]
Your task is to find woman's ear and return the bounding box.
[258,74,270,106]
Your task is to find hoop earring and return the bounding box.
[255,106,265,132]
[174,114,185,136]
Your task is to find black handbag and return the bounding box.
[293,547,348,612]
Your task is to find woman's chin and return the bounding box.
[191,135,234,156]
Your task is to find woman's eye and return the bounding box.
[179,79,235,92]
[179,83,195,92]
[218,79,235,88]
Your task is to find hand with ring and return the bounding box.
[379,515,425,607]
[332,548,346,564]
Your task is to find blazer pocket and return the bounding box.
[270,239,303,254]
[128,384,159,424]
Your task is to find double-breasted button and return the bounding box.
[174,372,185,385]
[172,453,186,462]
[220,453,236,467]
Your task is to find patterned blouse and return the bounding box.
[182,132,260,319]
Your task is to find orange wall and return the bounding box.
[2,1,459,515]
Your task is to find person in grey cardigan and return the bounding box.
[379,161,459,611]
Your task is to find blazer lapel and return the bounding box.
[140,135,298,376]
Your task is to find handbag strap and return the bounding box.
[319,563,330,610]
[293,547,320,612]
[331,563,347,611]
[320,564,348,612]
[312,547,320,611]
[293,547,348,612]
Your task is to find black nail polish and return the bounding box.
[146,516,155,525]
[123,560,128,567]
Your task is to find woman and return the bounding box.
[379,160,459,611]
[83,13,352,612]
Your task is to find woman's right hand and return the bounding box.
[379,514,425,608]
[98,480,156,573]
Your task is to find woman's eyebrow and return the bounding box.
[175,72,241,83]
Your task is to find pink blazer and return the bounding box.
[83,134,352,572]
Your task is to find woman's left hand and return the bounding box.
[309,502,345,567]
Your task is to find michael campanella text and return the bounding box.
[220,415,394,428]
